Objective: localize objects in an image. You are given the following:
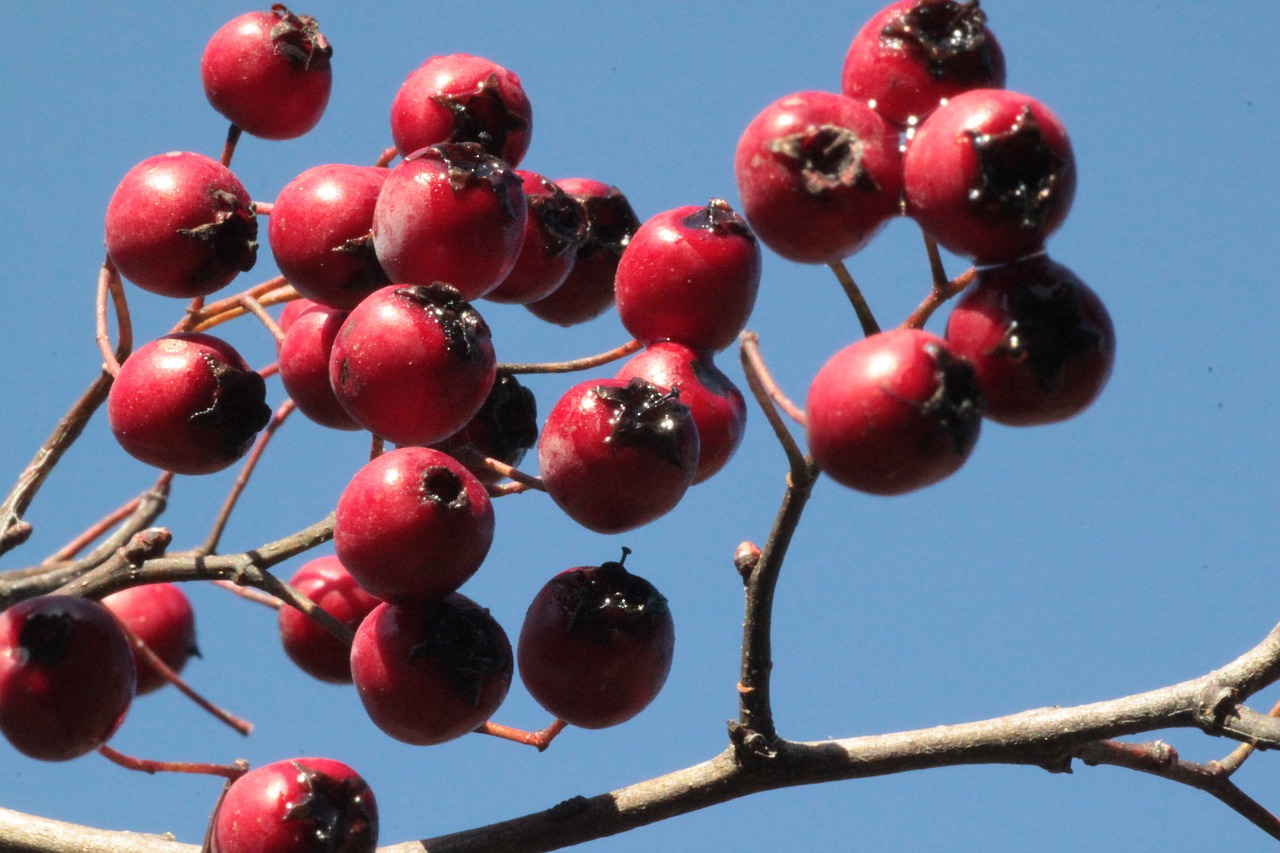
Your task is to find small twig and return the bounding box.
[200,400,296,555]
[219,124,242,168]
[98,744,248,780]
[826,260,880,337]
[369,434,385,461]
[453,450,547,492]
[1076,739,1280,841]
[738,332,807,470]
[500,339,642,375]
[180,276,294,334]
[922,232,949,289]
[900,266,975,330]
[94,259,131,376]
[237,294,286,344]
[252,201,274,217]
[211,580,282,609]
[46,498,140,563]
[375,145,398,168]
[1214,695,1280,776]
[120,623,253,736]
[474,718,568,752]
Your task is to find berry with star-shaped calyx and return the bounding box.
[484,170,588,305]
[390,54,532,166]
[518,548,675,729]
[210,756,378,853]
[842,0,1005,129]
[945,255,1115,425]
[431,373,538,485]
[538,377,699,533]
[807,328,984,495]
[904,88,1075,264]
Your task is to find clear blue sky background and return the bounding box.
[2,2,1279,851]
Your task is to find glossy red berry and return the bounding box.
[735,91,903,264]
[518,550,674,729]
[615,200,761,352]
[431,373,538,486]
[210,756,377,853]
[328,284,496,445]
[525,178,640,326]
[334,447,494,606]
[104,152,257,299]
[616,343,747,484]
[279,556,381,684]
[538,377,699,533]
[350,595,513,745]
[903,88,1075,264]
[371,142,527,300]
[278,297,317,337]
[806,328,983,495]
[390,54,532,167]
[483,170,587,304]
[278,302,360,431]
[200,6,332,141]
[945,255,1115,425]
[268,164,389,310]
[108,333,272,475]
[101,583,198,696]
[0,595,136,761]
[842,0,1006,129]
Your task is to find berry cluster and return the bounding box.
[0,0,1122,847]
[736,0,1114,494]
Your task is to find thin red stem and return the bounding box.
[474,718,568,752]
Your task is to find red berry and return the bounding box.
[278,297,317,337]
[483,170,587,305]
[328,284,496,445]
[108,333,272,475]
[0,595,136,761]
[431,373,538,486]
[200,6,332,141]
[278,556,381,684]
[841,0,1006,129]
[104,152,257,299]
[945,255,1115,425]
[350,595,513,745]
[390,54,532,167]
[524,178,640,327]
[735,91,903,264]
[806,329,983,495]
[211,756,377,853]
[278,302,361,431]
[334,447,494,606]
[616,343,747,484]
[268,164,390,310]
[615,200,761,352]
[101,583,198,696]
[538,377,699,533]
[903,88,1075,264]
[371,143,527,300]
[518,550,674,729]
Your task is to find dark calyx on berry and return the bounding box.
[919,344,984,453]
[431,73,530,159]
[882,1,998,82]
[18,610,77,668]
[681,198,756,240]
[595,377,692,468]
[188,352,272,461]
[409,602,512,707]
[968,106,1071,229]
[577,190,641,259]
[770,126,878,195]
[418,466,467,509]
[530,182,588,256]
[990,274,1106,392]
[564,548,670,638]
[282,760,377,852]
[331,232,389,291]
[412,142,523,220]
[268,5,332,70]
[176,189,258,284]
[391,284,490,358]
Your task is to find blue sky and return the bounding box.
[2,2,1279,850]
